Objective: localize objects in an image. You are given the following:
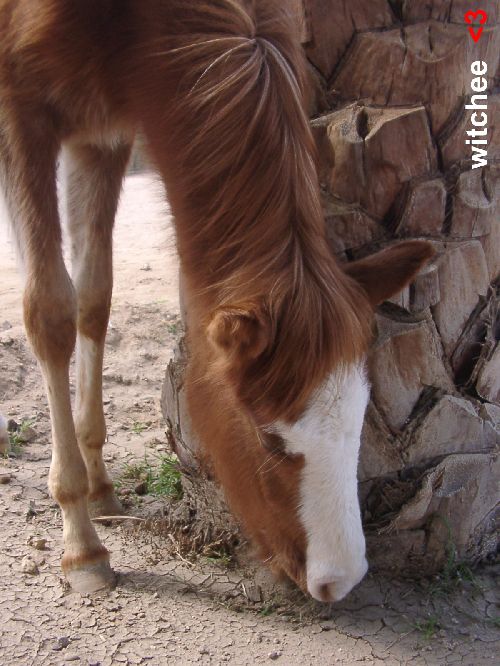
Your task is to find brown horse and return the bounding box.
[0,0,433,601]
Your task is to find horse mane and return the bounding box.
[143,0,373,420]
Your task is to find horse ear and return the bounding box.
[207,305,270,363]
[344,241,435,307]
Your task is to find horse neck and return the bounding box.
[130,12,333,312]
[127,0,371,379]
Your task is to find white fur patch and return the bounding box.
[272,365,370,602]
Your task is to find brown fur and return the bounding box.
[345,242,436,307]
[130,1,374,422]
[0,0,434,591]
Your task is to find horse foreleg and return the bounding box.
[0,115,115,593]
[65,139,132,517]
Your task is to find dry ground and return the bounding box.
[1,174,498,665]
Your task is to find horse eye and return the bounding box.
[260,431,286,453]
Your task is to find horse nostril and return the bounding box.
[309,579,350,603]
[308,559,368,603]
[308,579,337,603]
[318,583,332,602]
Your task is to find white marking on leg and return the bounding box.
[41,361,107,561]
[272,365,370,602]
[75,335,113,496]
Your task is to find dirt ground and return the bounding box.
[1,174,498,666]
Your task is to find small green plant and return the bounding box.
[258,604,276,617]
[149,456,183,499]
[430,547,483,597]
[167,322,179,336]
[130,421,151,435]
[8,419,35,454]
[7,433,21,456]
[415,616,440,639]
[122,461,149,480]
[119,455,182,499]
[204,550,233,568]
[429,515,483,597]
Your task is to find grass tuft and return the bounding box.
[120,455,183,499]
[8,419,35,455]
[258,604,277,617]
[429,515,483,598]
[149,456,183,499]
[414,616,440,639]
[130,421,151,435]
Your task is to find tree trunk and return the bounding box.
[162,0,499,575]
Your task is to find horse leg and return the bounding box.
[0,114,114,593]
[65,139,132,517]
[0,413,9,455]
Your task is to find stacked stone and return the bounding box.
[299,0,499,571]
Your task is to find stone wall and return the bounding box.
[162,0,499,574]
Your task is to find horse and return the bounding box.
[0,0,433,602]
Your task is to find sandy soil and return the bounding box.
[0,174,498,665]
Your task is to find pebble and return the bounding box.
[0,474,12,484]
[20,556,39,575]
[268,651,282,660]
[52,636,70,651]
[320,622,335,632]
[18,426,37,443]
[32,538,47,551]
[134,481,148,496]
[7,419,19,432]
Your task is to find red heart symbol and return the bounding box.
[464,10,488,42]
[464,10,488,25]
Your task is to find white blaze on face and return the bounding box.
[272,365,370,603]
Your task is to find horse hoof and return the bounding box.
[88,487,125,518]
[65,559,117,594]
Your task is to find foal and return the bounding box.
[0,0,433,600]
